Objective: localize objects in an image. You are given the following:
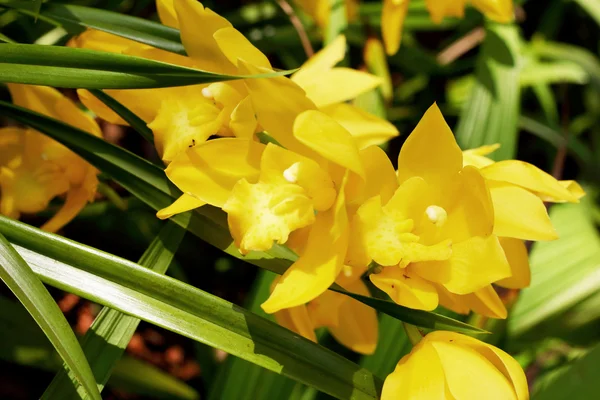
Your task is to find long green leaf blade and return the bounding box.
[2,218,382,400]
[0,233,101,400]
[42,221,187,399]
[0,100,483,334]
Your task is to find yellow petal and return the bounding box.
[41,184,94,233]
[174,0,237,74]
[76,89,127,125]
[68,29,140,53]
[229,96,257,139]
[496,237,530,289]
[297,68,382,108]
[223,180,315,254]
[321,103,399,150]
[482,160,579,203]
[436,284,471,315]
[425,0,467,23]
[261,173,350,313]
[434,331,529,400]
[274,305,317,342]
[370,267,439,311]
[156,193,206,220]
[165,138,264,208]
[397,103,463,190]
[461,285,508,319]
[156,0,179,28]
[470,0,514,23]
[412,235,511,295]
[260,144,336,212]
[381,341,450,400]
[149,94,223,162]
[328,279,378,354]
[382,0,410,55]
[462,144,500,168]
[213,26,272,69]
[489,182,558,241]
[238,60,317,153]
[430,338,518,400]
[293,110,365,179]
[292,35,346,86]
[355,145,399,205]
[538,180,585,203]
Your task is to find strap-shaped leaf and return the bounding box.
[0,233,102,400]
[0,44,293,89]
[0,100,485,334]
[3,219,382,400]
[42,221,187,399]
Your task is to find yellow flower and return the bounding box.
[163,109,367,313]
[291,35,399,148]
[273,264,378,354]
[382,330,529,400]
[1,84,101,232]
[348,104,512,316]
[383,0,514,55]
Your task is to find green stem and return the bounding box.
[402,322,423,346]
[97,182,128,211]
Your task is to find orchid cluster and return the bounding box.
[0,0,584,399]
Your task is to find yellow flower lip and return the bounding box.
[425,205,448,227]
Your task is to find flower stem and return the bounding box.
[402,322,423,346]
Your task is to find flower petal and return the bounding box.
[537,180,585,203]
[165,138,264,208]
[41,184,94,233]
[470,0,514,23]
[436,332,529,400]
[238,60,317,153]
[273,305,317,342]
[355,145,399,205]
[174,0,237,74]
[261,173,350,313]
[156,0,179,28]
[462,144,499,168]
[431,339,518,400]
[496,237,530,289]
[489,182,558,240]
[213,26,272,69]
[425,0,467,23]
[461,285,508,319]
[292,35,346,85]
[321,103,399,149]
[370,267,439,311]
[328,279,379,355]
[156,193,206,220]
[381,0,410,55]
[298,68,382,108]
[293,110,365,179]
[482,160,579,203]
[397,103,463,190]
[381,341,450,400]
[77,89,127,125]
[230,96,258,139]
[223,180,316,254]
[412,235,511,295]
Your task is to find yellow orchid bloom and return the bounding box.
[348,104,512,315]
[291,35,399,148]
[273,264,378,354]
[382,0,514,55]
[1,84,101,232]
[382,330,529,400]
[163,109,368,313]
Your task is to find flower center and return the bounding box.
[283,162,300,183]
[201,87,213,100]
[425,205,447,227]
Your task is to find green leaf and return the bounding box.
[573,0,600,27]
[0,296,200,400]
[508,199,600,344]
[42,221,187,399]
[1,216,382,400]
[88,89,154,144]
[0,100,484,334]
[0,44,292,89]
[532,344,600,400]
[2,1,185,55]
[455,23,521,160]
[0,233,101,400]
